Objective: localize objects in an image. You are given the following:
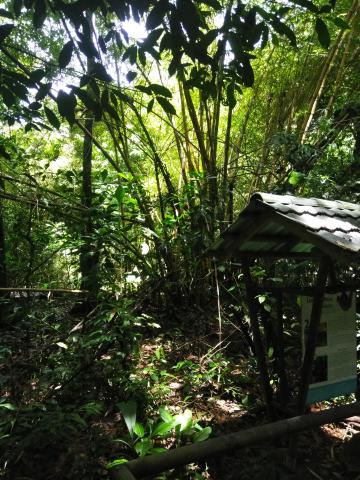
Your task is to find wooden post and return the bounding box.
[242,259,275,420]
[297,257,329,414]
[275,292,289,406]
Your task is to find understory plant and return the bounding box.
[108,400,212,468]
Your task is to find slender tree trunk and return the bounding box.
[0,178,7,323]
[79,15,99,295]
[0,179,6,290]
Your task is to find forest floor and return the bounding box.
[0,297,359,480]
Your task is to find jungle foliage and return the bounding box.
[0,0,359,478]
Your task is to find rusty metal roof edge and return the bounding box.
[251,192,360,213]
[272,210,360,259]
[211,194,360,262]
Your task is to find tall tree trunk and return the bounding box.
[0,179,7,324]
[0,179,6,290]
[79,15,99,295]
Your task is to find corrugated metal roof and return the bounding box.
[212,192,360,262]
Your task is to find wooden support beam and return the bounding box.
[242,259,275,420]
[275,292,289,406]
[238,251,322,260]
[110,402,360,480]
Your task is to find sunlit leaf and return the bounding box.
[159,406,174,423]
[106,459,128,469]
[134,422,145,438]
[193,426,212,442]
[118,400,137,438]
[152,421,173,436]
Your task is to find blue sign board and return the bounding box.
[302,294,357,403]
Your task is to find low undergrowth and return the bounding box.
[0,297,258,480]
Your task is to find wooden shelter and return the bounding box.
[212,192,360,261]
[211,192,360,419]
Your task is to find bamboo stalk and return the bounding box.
[300,0,359,143]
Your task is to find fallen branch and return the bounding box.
[0,287,88,294]
[110,402,360,480]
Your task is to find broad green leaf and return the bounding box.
[1,86,16,107]
[193,426,212,443]
[0,9,13,19]
[258,295,266,304]
[156,96,176,115]
[80,75,90,87]
[0,145,10,160]
[152,421,173,436]
[126,71,137,83]
[106,458,128,469]
[98,35,107,54]
[56,341,68,349]
[332,17,350,30]
[159,406,174,423]
[58,41,74,69]
[271,20,297,48]
[33,0,46,28]
[35,82,52,101]
[242,60,254,87]
[316,18,330,49]
[29,69,45,84]
[56,90,77,125]
[135,85,152,95]
[149,447,167,454]
[288,170,304,186]
[147,98,154,113]
[29,101,42,110]
[78,34,99,59]
[44,106,60,129]
[150,83,172,98]
[114,185,125,204]
[201,0,221,10]
[134,422,145,438]
[0,24,14,44]
[175,409,192,432]
[290,0,318,13]
[73,87,100,116]
[226,84,236,109]
[90,63,112,83]
[0,403,16,410]
[146,2,169,30]
[134,438,152,457]
[268,346,274,358]
[118,400,137,437]
[13,0,22,17]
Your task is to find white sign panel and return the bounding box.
[302,293,357,403]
